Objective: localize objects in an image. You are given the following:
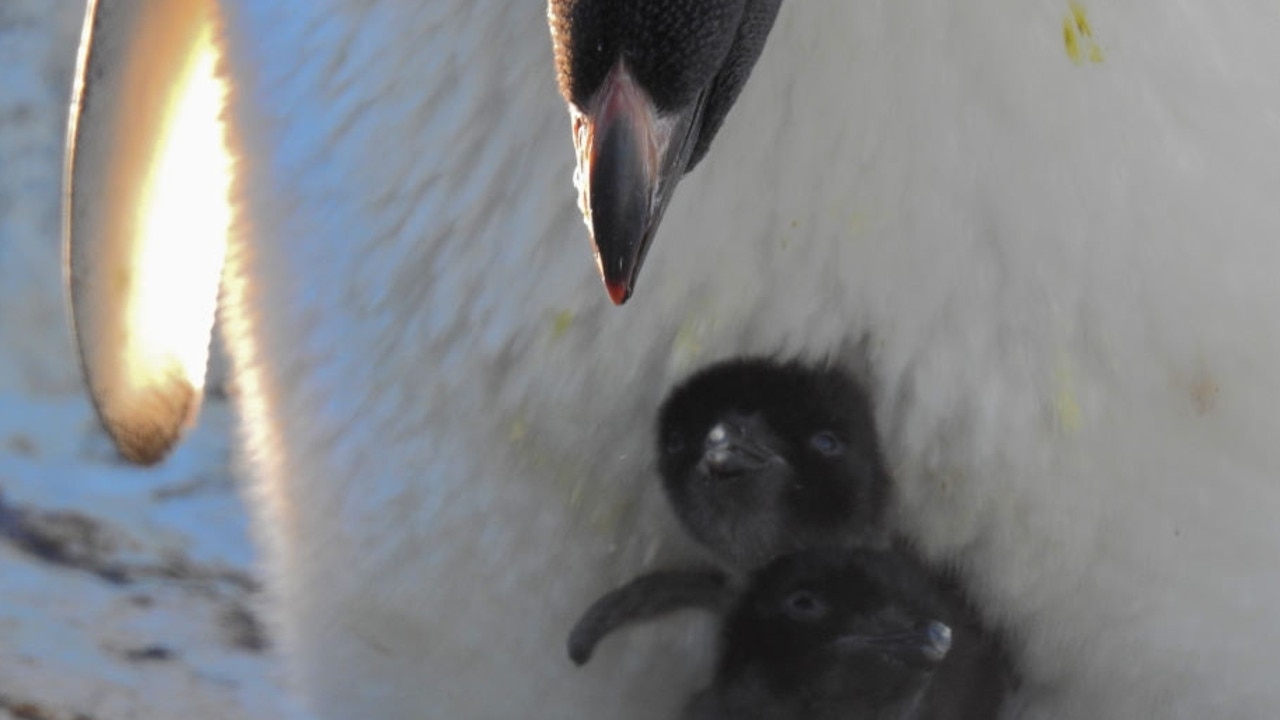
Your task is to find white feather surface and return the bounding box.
[120,0,1280,717]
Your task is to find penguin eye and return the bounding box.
[809,431,844,457]
[783,590,828,621]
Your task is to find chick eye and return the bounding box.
[809,431,844,456]
[783,590,828,621]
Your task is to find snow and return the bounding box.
[0,4,302,718]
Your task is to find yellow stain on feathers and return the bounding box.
[550,309,575,340]
[1190,373,1220,415]
[507,417,528,443]
[1179,364,1220,416]
[1053,361,1083,434]
[673,317,705,365]
[1063,2,1104,65]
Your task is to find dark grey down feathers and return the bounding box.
[569,358,1014,718]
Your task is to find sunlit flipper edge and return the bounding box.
[64,0,232,465]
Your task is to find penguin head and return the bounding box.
[656,358,891,571]
[548,0,783,303]
[702,549,951,719]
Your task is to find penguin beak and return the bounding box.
[700,414,786,478]
[571,62,703,305]
[834,621,953,669]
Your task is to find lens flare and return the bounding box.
[127,23,230,395]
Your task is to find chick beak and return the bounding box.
[570,61,703,305]
[834,621,953,669]
[701,414,786,478]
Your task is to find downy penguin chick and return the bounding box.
[571,548,972,719]
[689,548,961,720]
[656,357,892,571]
[570,359,1011,716]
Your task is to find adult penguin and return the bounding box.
[67,1,1280,719]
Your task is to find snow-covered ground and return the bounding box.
[0,4,301,718]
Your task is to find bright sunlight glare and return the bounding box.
[127,21,231,394]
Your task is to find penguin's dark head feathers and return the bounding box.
[656,358,891,570]
[688,549,954,720]
[547,0,783,303]
[551,1,743,114]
